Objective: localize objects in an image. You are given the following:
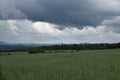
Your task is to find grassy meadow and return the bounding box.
[0,49,120,80]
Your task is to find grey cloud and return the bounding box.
[0,0,27,19]
[102,16,120,33]
[0,0,120,27]
[0,19,120,43]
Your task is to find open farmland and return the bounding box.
[0,49,120,80]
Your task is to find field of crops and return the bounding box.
[0,49,120,80]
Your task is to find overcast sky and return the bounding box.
[0,0,120,44]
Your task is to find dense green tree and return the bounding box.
[10,42,120,52]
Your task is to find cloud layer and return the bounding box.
[0,19,120,43]
[0,0,120,43]
[0,0,120,27]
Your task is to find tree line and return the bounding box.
[23,43,120,54]
[38,43,120,50]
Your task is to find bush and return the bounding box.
[7,53,11,55]
[29,49,38,54]
[28,49,45,54]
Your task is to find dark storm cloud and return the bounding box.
[0,0,120,27]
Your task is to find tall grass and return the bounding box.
[0,49,120,80]
[0,64,2,80]
[0,64,6,80]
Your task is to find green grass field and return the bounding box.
[0,49,120,80]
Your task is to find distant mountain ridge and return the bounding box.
[0,41,9,45]
[0,41,53,51]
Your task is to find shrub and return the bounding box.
[7,53,11,55]
[29,49,38,54]
[38,49,45,53]
[28,49,45,54]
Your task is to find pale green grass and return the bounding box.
[0,49,120,80]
